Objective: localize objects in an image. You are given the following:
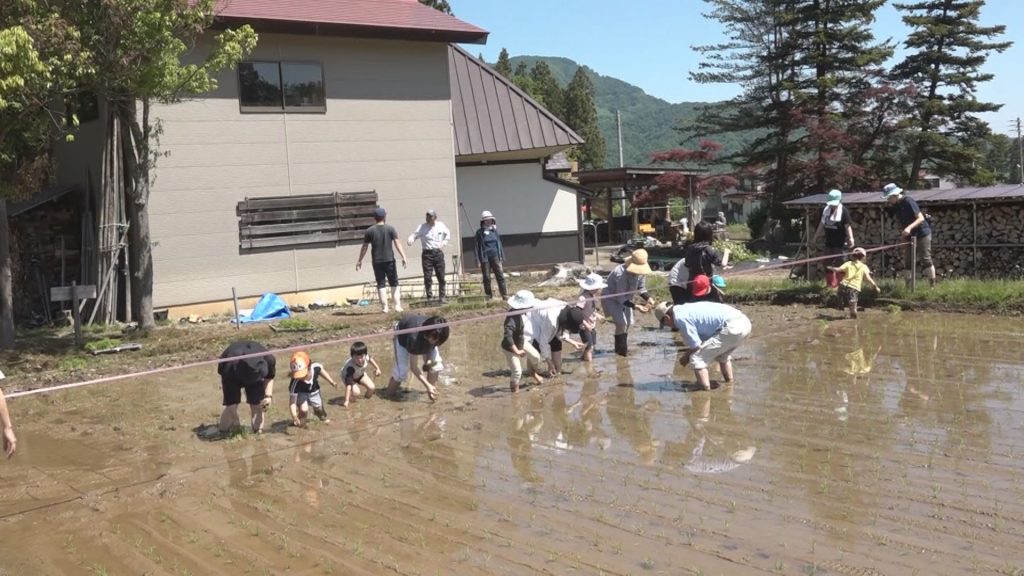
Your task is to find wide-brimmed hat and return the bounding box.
[625,249,653,275]
[692,275,712,297]
[653,301,672,323]
[480,210,495,221]
[507,290,536,310]
[826,189,842,207]
[577,272,607,291]
[882,183,903,198]
[290,351,311,380]
[851,247,867,258]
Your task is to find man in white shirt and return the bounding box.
[407,209,451,302]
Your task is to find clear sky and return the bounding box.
[455,0,1022,136]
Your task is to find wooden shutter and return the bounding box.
[237,191,378,250]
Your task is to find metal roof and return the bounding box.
[215,0,488,44]
[784,184,1024,206]
[10,185,80,217]
[449,45,583,160]
[573,166,704,189]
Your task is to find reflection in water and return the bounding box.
[663,390,756,474]
[605,383,659,466]
[507,396,546,484]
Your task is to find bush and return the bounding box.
[714,239,756,263]
[746,205,768,239]
[84,338,122,353]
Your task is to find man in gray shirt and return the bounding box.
[357,207,408,313]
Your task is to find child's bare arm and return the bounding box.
[865,270,880,290]
[321,372,339,388]
[369,358,382,375]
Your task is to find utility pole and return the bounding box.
[616,110,625,215]
[1017,117,1023,185]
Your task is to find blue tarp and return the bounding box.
[237,293,291,324]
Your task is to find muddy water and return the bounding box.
[2,309,1023,575]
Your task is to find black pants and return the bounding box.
[480,255,507,298]
[421,249,446,298]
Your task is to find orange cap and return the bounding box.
[290,351,311,379]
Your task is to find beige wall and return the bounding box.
[456,162,578,235]
[147,34,459,308]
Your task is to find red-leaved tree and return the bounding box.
[642,140,739,220]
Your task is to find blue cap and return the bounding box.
[826,189,842,206]
[711,275,727,288]
[373,207,386,219]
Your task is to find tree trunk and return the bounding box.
[0,199,15,349]
[117,102,155,330]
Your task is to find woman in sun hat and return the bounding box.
[474,210,507,300]
[602,249,655,357]
[812,189,855,288]
[576,272,608,367]
[501,290,545,393]
[882,182,935,287]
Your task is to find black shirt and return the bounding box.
[363,224,398,263]
[821,205,852,248]
[289,363,324,395]
[396,315,449,354]
[501,313,525,352]
[893,196,931,238]
[218,341,276,385]
[684,242,724,279]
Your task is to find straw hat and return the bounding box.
[507,290,536,310]
[577,272,608,291]
[625,249,653,275]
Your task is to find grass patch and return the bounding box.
[714,239,758,263]
[876,278,1024,312]
[276,317,313,330]
[84,338,123,353]
[57,356,89,372]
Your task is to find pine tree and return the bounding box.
[892,0,1011,187]
[494,48,512,78]
[563,68,606,169]
[418,0,453,15]
[528,61,564,119]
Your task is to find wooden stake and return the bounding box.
[232,287,241,329]
[71,281,82,347]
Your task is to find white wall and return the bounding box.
[144,34,458,307]
[455,162,577,236]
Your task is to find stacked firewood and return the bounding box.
[803,201,1024,279]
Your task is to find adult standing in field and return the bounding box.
[0,371,16,458]
[883,183,935,287]
[602,248,655,357]
[357,207,409,313]
[812,189,855,288]
[682,222,730,302]
[407,209,451,303]
[217,340,276,434]
[474,210,508,300]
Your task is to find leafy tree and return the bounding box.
[648,140,739,221]
[0,4,87,347]
[563,68,605,169]
[418,0,453,15]
[529,61,564,119]
[892,0,1012,187]
[494,48,512,78]
[69,0,256,329]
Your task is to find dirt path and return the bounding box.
[2,308,1023,575]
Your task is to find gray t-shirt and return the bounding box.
[364,224,398,263]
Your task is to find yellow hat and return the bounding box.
[625,249,653,275]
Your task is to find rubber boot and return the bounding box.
[614,333,629,357]
[377,288,389,313]
[926,265,936,287]
[392,286,403,312]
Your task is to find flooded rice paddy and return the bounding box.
[1,308,1023,575]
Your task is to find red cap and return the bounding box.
[691,275,711,297]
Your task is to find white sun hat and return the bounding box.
[577,272,608,291]
[507,290,536,310]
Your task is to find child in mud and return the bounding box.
[826,247,879,319]
[288,351,339,426]
[340,341,382,407]
[502,290,545,393]
[576,273,607,369]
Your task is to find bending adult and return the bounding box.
[602,248,654,357]
[682,222,730,302]
[654,294,752,391]
[526,299,586,375]
[386,314,450,401]
[812,189,855,288]
[407,209,451,303]
[0,370,16,458]
[883,183,935,286]
[217,341,276,434]
[356,207,408,313]
[474,210,507,300]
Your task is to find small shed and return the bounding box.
[784,184,1024,279]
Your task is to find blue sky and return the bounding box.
[456,0,1022,136]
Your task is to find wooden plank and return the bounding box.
[239,206,375,224]
[239,229,367,250]
[235,191,377,213]
[241,219,340,237]
[51,284,98,302]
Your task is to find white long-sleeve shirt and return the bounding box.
[407,221,451,250]
[524,298,568,360]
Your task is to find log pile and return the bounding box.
[804,200,1024,279]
